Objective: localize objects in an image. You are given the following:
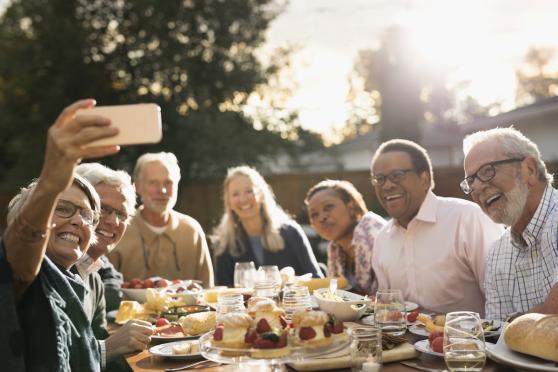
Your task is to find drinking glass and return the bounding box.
[443,311,486,372]
[374,289,406,336]
[216,293,245,322]
[281,284,311,320]
[257,265,282,289]
[234,261,256,288]
[350,327,383,372]
[253,280,280,304]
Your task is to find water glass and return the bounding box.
[444,311,486,372]
[374,289,406,336]
[253,280,280,304]
[350,327,383,372]
[234,261,256,288]
[216,293,245,322]
[257,265,282,290]
[281,285,311,320]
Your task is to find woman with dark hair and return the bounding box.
[3,99,122,371]
[211,165,323,286]
[305,180,385,295]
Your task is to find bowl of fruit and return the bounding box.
[120,278,202,303]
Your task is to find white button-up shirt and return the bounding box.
[372,191,504,316]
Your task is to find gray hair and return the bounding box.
[7,174,100,245]
[76,162,136,216]
[463,127,553,185]
[133,152,181,184]
[210,165,291,257]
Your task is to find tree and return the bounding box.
[516,46,558,105]
[0,0,321,190]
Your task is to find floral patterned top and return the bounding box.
[327,211,386,295]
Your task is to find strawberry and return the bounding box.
[277,332,288,348]
[213,325,224,341]
[323,324,331,337]
[406,310,419,323]
[280,316,287,329]
[431,336,444,353]
[428,330,444,344]
[299,327,316,340]
[256,318,272,333]
[155,318,170,327]
[245,330,258,344]
[253,338,275,349]
[332,320,344,334]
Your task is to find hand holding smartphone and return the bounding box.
[76,103,162,146]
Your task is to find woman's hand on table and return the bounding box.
[105,319,154,362]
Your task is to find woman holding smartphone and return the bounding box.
[305,180,386,295]
[211,165,323,286]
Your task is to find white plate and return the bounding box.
[487,327,558,371]
[405,301,419,312]
[415,340,496,359]
[409,319,503,338]
[149,340,203,360]
[414,339,444,357]
[151,333,200,342]
[360,314,419,327]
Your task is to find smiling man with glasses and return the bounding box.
[370,139,503,316]
[463,127,558,321]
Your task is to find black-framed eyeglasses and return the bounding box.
[54,199,100,226]
[371,169,415,187]
[100,204,129,224]
[460,158,524,195]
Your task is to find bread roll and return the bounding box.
[179,311,217,335]
[504,313,558,362]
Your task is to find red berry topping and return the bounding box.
[332,321,344,334]
[299,327,317,340]
[277,332,288,348]
[256,318,272,333]
[245,330,258,344]
[323,324,331,337]
[280,316,287,329]
[253,338,275,349]
[213,325,224,341]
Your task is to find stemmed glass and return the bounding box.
[234,261,256,289]
[257,265,282,288]
[443,311,486,372]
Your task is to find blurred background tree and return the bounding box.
[516,46,558,105]
[0,0,323,190]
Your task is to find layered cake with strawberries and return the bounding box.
[291,310,333,347]
[213,312,253,349]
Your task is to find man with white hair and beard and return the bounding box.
[463,127,558,321]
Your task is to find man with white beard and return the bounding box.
[463,127,558,320]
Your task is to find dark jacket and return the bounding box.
[215,221,323,286]
[98,256,123,313]
[0,240,25,372]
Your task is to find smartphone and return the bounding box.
[77,103,162,146]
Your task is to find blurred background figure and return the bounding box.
[305,180,385,295]
[211,165,323,286]
[108,152,214,287]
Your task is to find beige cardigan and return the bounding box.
[108,208,214,287]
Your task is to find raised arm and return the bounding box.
[4,99,119,300]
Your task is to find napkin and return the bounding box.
[288,342,418,371]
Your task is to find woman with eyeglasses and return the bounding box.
[305,180,386,295]
[2,99,120,371]
[210,165,323,286]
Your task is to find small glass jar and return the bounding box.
[350,327,383,372]
[216,293,245,322]
[253,280,280,304]
[282,284,311,320]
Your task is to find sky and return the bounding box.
[264,0,558,139]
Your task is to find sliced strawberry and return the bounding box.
[213,325,224,341]
[299,327,316,340]
[280,316,287,329]
[332,321,344,334]
[253,338,275,349]
[277,332,288,348]
[323,324,331,337]
[256,318,272,333]
[245,329,258,344]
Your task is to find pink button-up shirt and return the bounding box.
[372,191,504,316]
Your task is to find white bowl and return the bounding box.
[120,286,199,305]
[120,288,149,302]
[313,288,370,321]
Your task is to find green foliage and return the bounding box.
[0,0,319,190]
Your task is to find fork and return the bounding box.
[400,360,449,372]
[165,359,212,372]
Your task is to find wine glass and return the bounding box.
[257,265,282,288]
[443,311,486,372]
[234,261,256,288]
[374,289,406,336]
